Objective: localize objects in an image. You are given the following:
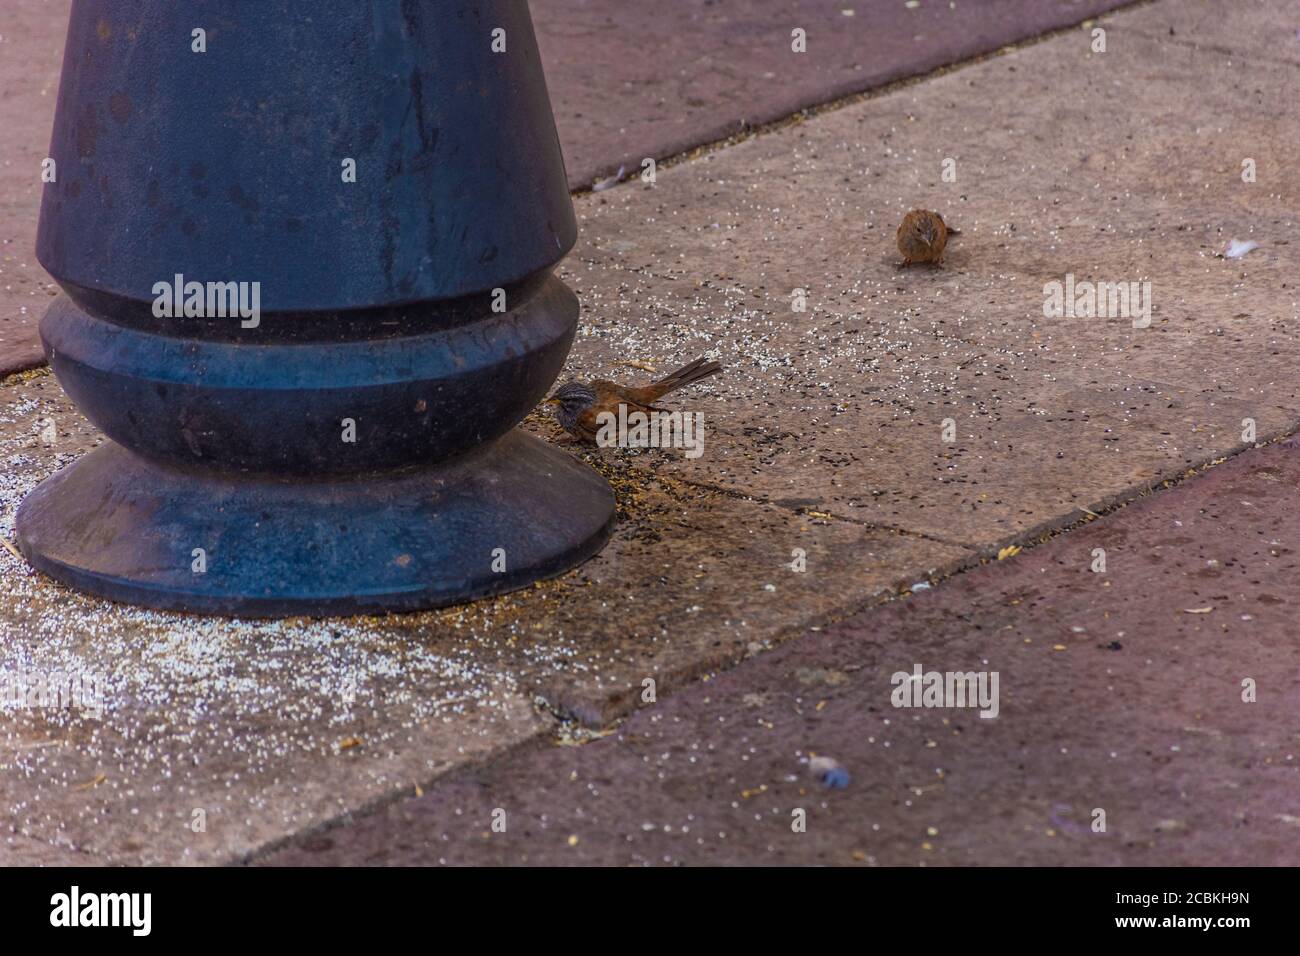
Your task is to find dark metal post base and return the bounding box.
[17,276,614,618]
[17,432,613,618]
[24,1,610,617]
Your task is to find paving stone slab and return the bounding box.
[0,830,99,866]
[0,372,969,862]
[0,0,65,376]
[0,0,1139,375]
[533,0,1137,189]
[1120,0,1300,67]
[555,0,1299,549]
[258,440,1300,866]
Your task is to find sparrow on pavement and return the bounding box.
[545,357,723,443]
[896,209,958,265]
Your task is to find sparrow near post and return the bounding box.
[546,357,723,443]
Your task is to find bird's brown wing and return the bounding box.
[897,210,927,262]
[931,215,948,260]
[571,384,663,443]
[592,381,669,413]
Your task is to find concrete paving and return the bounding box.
[2,0,1298,865]
[259,439,1300,866]
[0,372,968,863]
[533,0,1137,189]
[0,0,65,375]
[561,0,1300,550]
[0,0,1138,375]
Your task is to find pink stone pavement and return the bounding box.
[2,0,1297,866]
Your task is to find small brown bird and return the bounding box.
[896,209,956,265]
[546,357,723,442]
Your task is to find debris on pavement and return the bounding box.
[809,755,851,789]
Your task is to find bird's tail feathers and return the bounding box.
[653,357,723,395]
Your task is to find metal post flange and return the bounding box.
[17,0,614,616]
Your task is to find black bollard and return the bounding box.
[16,1,615,616]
